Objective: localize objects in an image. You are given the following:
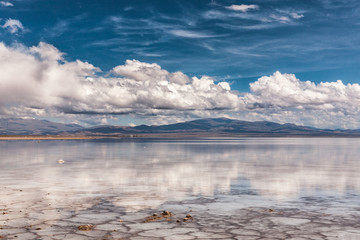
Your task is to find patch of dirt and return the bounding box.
[144,211,174,223]
[77,224,94,231]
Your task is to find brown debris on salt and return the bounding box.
[161,211,173,217]
[144,210,174,223]
[77,224,94,231]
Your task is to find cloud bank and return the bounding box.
[242,72,360,128]
[245,71,360,110]
[0,42,239,117]
[1,42,360,128]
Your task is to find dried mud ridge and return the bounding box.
[1,191,360,239]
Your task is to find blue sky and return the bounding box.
[1,0,360,128]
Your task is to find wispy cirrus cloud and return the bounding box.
[44,14,87,38]
[45,20,70,38]
[2,19,24,34]
[135,52,164,57]
[268,14,291,23]
[0,1,13,7]
[290,12,304,19]
[169,29,218,38]
[204,4,305,30]
[225,4,259,12]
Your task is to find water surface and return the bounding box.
[1,138,359,239]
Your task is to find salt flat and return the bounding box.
[0,138,359,239]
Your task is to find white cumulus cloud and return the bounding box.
[244,71,360,110]
[2,19,24,34]
[2,42,360,129]
[242,71,360,128]
[0,42,240,118]
[111,59,239,110]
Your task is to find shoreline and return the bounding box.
[1,133,360,140]
[0,135,112,140]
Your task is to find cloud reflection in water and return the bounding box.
[1,138,359,211]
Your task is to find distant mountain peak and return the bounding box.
[73,117,360,136]
[0,118,82,135]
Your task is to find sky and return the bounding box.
[1,0,360,128]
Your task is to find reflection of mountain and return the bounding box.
[1,138,360,211]
[2,117,360,136]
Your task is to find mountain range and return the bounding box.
[1,117,360,137]
[0,118,82,135]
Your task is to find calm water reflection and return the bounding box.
[1,138,359,211]
[2,137,360,239]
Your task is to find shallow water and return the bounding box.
[0,138,359,239]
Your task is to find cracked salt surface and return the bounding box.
[0,138,360,239]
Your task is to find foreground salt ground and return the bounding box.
[1,185,359,240]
